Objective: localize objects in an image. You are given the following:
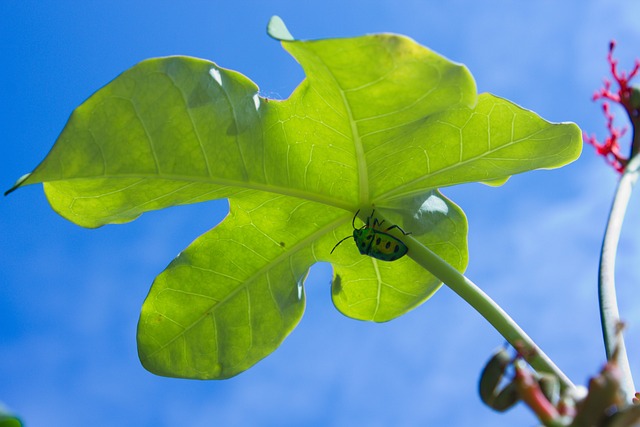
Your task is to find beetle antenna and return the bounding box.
[352,209,360,229]
[330,235,353,254]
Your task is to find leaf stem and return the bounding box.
[598,153,640,403]
[406,239,576,392]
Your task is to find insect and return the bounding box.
[330,209,410,261]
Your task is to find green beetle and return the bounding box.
[330,210,410,261]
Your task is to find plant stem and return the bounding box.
[598,153,640,403]
[407,239,576,392]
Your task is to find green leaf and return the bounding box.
[138,192,316,378]
[0,404,23,427]
[9,21,582,379]
[0,417,22,427]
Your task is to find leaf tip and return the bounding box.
[267,16,295,41]
[4,173,31,196]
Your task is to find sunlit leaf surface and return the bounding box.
[9,18,581,378]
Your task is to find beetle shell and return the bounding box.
[331,210,410,262]
[354,228,408,261]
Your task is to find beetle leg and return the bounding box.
[385,224,411,235]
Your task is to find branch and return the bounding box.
[407,239,576,392]
[598,153,640,403]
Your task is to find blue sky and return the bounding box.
[2,1,640,426]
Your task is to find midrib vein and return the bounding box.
[379,127,553,201]
[58,172,352,212]
[340,88,368,203]
[143,214,347,361]
[308,51,369,204]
